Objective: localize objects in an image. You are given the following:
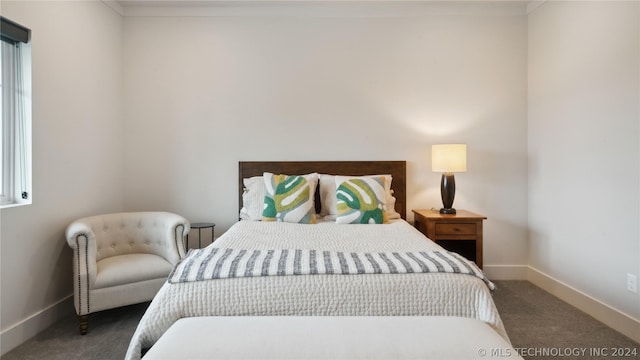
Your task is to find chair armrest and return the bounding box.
[156,212,190,264]
[66,220,98,316]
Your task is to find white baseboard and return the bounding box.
[2,269,639,354]
[484,264,640,343]
[483,265,529,280]
[527,266,640,344]
[0,295,74,356]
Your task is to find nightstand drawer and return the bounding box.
[435,223,476,236]
[412,209,486,268]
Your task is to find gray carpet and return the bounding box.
[2,281,638,360]
[1,302,148,360]
[492,281,639,360]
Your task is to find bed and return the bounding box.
[124,161,509,360]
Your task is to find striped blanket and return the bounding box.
[169,247,495,290]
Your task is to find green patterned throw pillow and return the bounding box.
[262,172,318,224]
[335,175,388,224]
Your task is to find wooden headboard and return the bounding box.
[238,161,407,220]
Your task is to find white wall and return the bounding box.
[528,0,640,322]
[122,4,529,269]
[0,1,531,353]
[0,1,124,353]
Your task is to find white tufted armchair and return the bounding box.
[65,211,190,334]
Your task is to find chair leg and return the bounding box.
[79,315,89,335]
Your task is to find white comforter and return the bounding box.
[125,220,507,360]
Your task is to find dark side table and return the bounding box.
[187,222,216,249]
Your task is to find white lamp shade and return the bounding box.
[432,144,467,173]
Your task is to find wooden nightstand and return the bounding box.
[412,209,486,269]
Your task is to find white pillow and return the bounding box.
[319,174,401,220]
[319,174,338,217]
[239,176,265,221]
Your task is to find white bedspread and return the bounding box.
[125,220,507,360]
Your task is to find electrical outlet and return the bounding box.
[628,274,637,293]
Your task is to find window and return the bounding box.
[1,17,31,208]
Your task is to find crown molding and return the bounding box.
[526,0,545,14]
[103,0,125,16]
[112,1,529,17]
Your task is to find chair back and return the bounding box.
[79,212,186,263]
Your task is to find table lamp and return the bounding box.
[431,144,467,214]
